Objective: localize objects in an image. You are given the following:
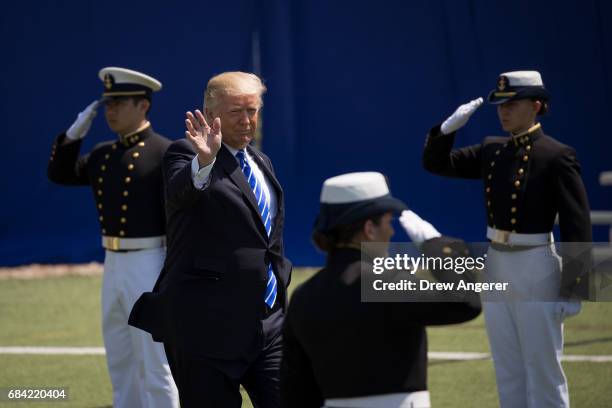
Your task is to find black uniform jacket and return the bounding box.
[47,126,170,237]
[280,243,481,407]
[129,140,292,360]
[422,124,592,295]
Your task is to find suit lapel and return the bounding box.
[217,145,268,238]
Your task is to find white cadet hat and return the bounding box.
[487,70,549,105]
[98,67,162,100]
[314,172,407,232]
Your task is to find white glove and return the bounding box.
[555,300,582,321]
[440,97,483,135]
[66,100,99,140]
[399,210,442,245]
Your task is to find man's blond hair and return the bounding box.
[204,71,267,112]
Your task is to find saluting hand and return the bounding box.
[440,97,483,135]
[185,110,222,168]
[66,100,99,141]
[399,210,441,245]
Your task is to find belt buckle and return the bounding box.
[108,236,120,251]
[494,229,511,244]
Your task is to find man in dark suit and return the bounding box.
[129,71,291,407]
[280,172,481,408]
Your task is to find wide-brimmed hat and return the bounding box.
[487,70,549,105]
[314,172,407,233]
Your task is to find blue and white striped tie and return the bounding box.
[236,150,277,308]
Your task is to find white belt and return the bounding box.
[325,391,431,408]
[487,227,552,246]
[102,235,166,251]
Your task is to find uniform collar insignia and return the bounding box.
[119,121,151,146]
[511,123,541,146]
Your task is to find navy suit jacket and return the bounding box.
[129,140,292,360]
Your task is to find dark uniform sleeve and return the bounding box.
[163,139,207,212]
[555,147,592,242]
[280,301,324,408]
[422,124,482,179]
[554,147,593,298]
[388,294,481,327]
[47,133,90,185]
[390,297,482,327]
[388,236,482,326]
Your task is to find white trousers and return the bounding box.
[483,244,570,408]
[325,391,431,407]
[102,247,179,408]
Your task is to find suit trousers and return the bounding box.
[483,244,570,408]
[164,309,284,408]
[103,248,179,408]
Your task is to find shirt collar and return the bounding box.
[225,143,252,163]
[224,142,241,157]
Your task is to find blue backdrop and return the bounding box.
[1,0,610,266]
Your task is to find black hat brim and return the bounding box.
[487,87,550,105]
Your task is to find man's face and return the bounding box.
[104,97,147,135]
[497,99,539,133]
[208,94,260,150]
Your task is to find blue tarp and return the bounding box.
[1,0,610,266]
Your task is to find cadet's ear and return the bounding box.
[137,98,150,115]
[533,100,542,114]
[363,219,377,241]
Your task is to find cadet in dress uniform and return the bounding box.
[280,172,481,408]
[423,71,592,407]
[47,67,179,408]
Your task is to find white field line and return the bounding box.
[1,347,611,362]
[0,347,105,355]
[429,352,491,360]
[429,351,612,362]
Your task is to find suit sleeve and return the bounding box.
[47,133,90,185]
[422,124,482,179]
[280,302,324,408]
[163,139,208,211]
[554,147,593,298]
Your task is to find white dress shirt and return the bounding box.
[191,143,278,229]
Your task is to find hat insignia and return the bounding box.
[497,76,507,91]
[103,74,114,90]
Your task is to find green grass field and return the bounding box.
[1,271,611,407]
